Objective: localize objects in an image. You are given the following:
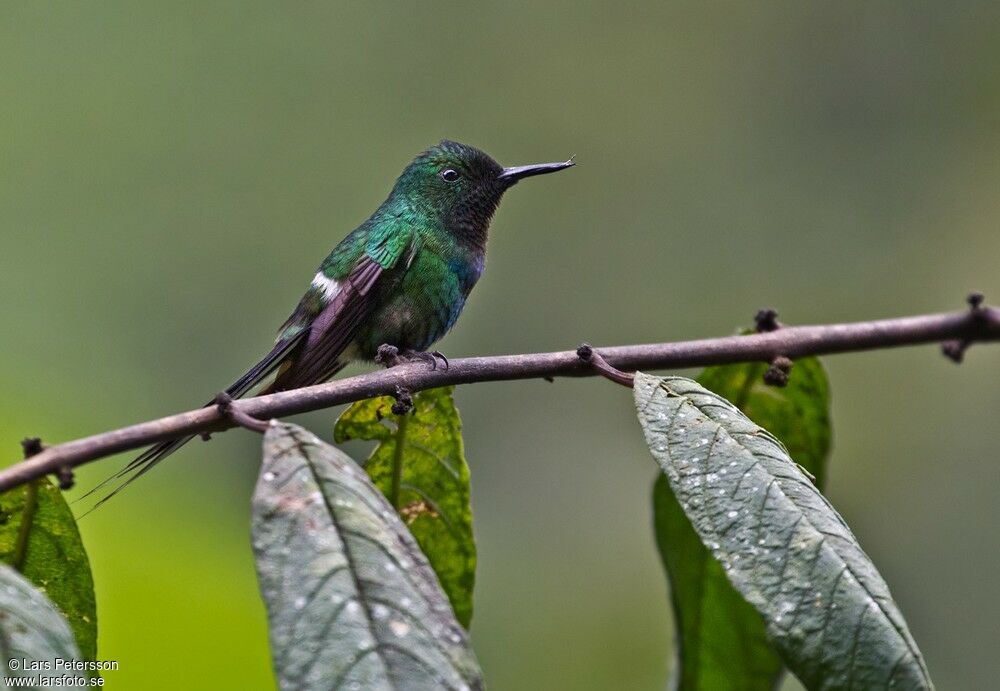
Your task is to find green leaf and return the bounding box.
[651,359,832,690]
[0,478,97,661]
[654,475,784,690]
[334,387,476,627]
[636,373,933,691]
[698,359,831,486]
[0,562,84,686]
[252,422,484,691]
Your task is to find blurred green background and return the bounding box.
[2,2,998,689]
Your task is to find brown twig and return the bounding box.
[754,308,783,333]
[576,344,635,387]
[941,292,988,363]
[1,304,998,493]
[763,355,794,387]
[215,392,271,434]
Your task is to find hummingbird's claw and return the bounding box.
[401,349,441,371]
[376,344,449,372]
[430,351,449,371]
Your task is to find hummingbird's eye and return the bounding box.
[440,168,460,183]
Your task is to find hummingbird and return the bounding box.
[87,140,574,507]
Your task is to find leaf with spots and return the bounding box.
[0,562,84,686]
[698,358,831,487]
[252,422,483,691]
[335,387,476,627]
[652,358,832,689]
[636,373,933,691]
[0,477,97,661]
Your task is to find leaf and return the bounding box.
[0,478,97,661]
[652,359,832,690]
[252,422,484,691]
[654,476,784,690]
[334,387,476,627]
[635,372,933,691]
[698,359,831,487]
[0,562,84,685]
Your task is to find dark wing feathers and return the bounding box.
[273,255,384,390]
[80,244,403,514]
[225,332,308,398]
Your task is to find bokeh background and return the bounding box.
[2,3,999,689]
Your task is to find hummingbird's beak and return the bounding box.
[498,157,575,183]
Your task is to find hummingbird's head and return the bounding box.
[392,140,574,245]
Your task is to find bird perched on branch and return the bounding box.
[86,140,574,508]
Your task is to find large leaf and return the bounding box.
[0,478,97,661]
[252,422,483,691]
[635,373,932,690]
[698,359,830,486]
[0,562,83,686]
[652,359,832,690]
[334,387,476,627]
[654,476,781,691]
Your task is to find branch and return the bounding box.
[2,303,998,493]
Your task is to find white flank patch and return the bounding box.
[311,272,340,299]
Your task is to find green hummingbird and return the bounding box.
[89,140,573,506]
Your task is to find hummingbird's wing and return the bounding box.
[267,257,381,389]
[79,227,415,513]
[271,231,415,390]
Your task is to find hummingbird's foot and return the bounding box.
[400,349,449,371]
[375,344,403,368]
[375,344,449,371]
